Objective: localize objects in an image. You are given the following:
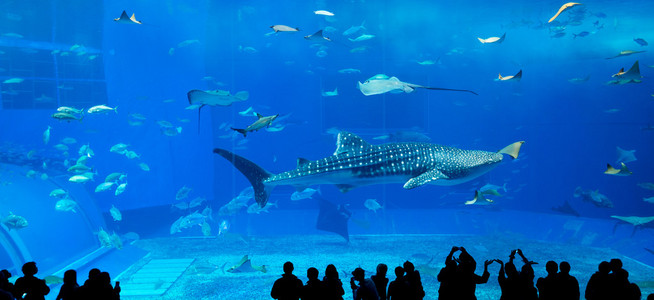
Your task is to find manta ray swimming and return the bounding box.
[357,74,478,96]
[214,132,523,207]
[113,11,142,24]
[187,89,249,131]
[607,61,642,85]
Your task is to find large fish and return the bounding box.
[606,61,642,85]
[214,132,523,207]
[357,74,478,96]
[187,89,249,131]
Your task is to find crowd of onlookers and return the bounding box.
[2,247,652,300]
[271,247,654,300]
[0,262,119,300]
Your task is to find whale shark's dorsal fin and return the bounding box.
[297,158,310,168]
[403,168,449,189]
[334,132,370,155]
[498,141,524,159]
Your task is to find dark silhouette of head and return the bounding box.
[325,264,338,279]
[598,261,610,274]
[88,268,101,279]
[283,262,294,274]
[307,267,319,280]
[505,261,519,278]
[545,261,558,275]
[376,263,388,277]
[21,262,37,276]
[559,261,571,274]
[394,266,404,278]
[403,261,415,273]
[99,272,111,285]
[609,258,622,271]
[352,268,365,281]
[0,270,10,279]
[646,293,654,300]
[63,269,77,285]
[458,251,476,272]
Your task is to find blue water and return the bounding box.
[0,0,653,292]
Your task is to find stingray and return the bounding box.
[611,215,654,236]
[465,190,494,205]
[225,255,267,273]
[316,198,352,242]
[551,200,580,217]
[477,33,506,44]
[616,146,637,164]
[304,30,331,42]
[606,61,642,84]
[604,162,632,176]
[605,50,646,60]
[187,89,249,131]
[357,74,478,96]
[496,70,522,81]
[113,11,142,24]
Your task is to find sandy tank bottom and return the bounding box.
[117,234,654,300]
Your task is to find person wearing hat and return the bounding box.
[350,268,378,300]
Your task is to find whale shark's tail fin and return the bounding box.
[213,148,274,207]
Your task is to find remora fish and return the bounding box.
[214,132,523,207]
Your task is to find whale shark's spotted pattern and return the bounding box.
[214,132,523,207]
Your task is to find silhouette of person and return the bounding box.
[322,264,344,300]
[536,261,558,300]
[497,250,521,300]
[301,267,324,300]
[96,272,119,300]
[0,270,14,298]
[0,272,12,300]
[13,262,50,300]
[647,293,654,300]
[387,266,409,300]
[371,264,388,300]
[452,247,490,300]
[350,268,378,300]
[77,268,101,299]
[271,262,303,300]
[585,261,610,300]
[607,258,630,299]
[56,269,79,300]
[515,249,538,300]
[403,261,424,300]
[438,246,460,300]
[557,262,579,300]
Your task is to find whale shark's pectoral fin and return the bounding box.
[498,141,525,159]
[403,169,448,189]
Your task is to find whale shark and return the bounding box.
[214,131,523,207]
